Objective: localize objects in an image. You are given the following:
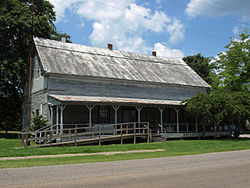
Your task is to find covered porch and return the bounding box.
[46,94,231,143]
[47,94,204,135]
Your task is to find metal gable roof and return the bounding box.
[34,37,210,88]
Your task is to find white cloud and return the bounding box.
[167,18,184,44]
[49,0,81,22]
[123,4,171,33]
[232,26,239,36]
[185,0,250,20]
[77,0,134,21]
[49,0,185,55]
[89,20,151,54]
[117,37,151,54]
[153,43,184,58]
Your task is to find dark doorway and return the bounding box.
[141,107,159,130]
[122,107,137,123]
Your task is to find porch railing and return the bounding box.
[158,123,233,133]
[20,122,151,147]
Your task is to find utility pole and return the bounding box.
[27,0,35,138]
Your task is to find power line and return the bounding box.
[168,0,250,26]
[197,0,250,17]
[92,0,229,41]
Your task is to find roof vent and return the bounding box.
[108,44,113,50]
[61,34,67,43]
[152,51,156,56]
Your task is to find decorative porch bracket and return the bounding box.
[60,104,66,135]
[112,105,120,134]
[175,108,180,133]
[86,105,95,127]
[135,105,143,123]
[159,106,165,133]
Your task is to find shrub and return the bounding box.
[31,115,48,131]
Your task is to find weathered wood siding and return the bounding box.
[31,55,47,94]
[47,75,207,101]
[22,54,49,129]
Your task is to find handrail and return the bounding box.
[35,124,53,132]
[20,122,151,147]
[158,124,167,134]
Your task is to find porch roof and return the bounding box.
[48,94,183,106]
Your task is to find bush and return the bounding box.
[31,115,48,131]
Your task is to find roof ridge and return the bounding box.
[34,37,185,66]
[35,44,187,67]
[34,37,181,59]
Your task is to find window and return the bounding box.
[37,64,41,78]
[99,106,108,123]
[36,109,39,116]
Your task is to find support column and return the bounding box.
[159,107,165,133]
[112,105,120,134]
[86,105,95,127]
[60,105,66,135]
[49,106,54,130]
[56,106,59,134]
[175,108,180,133]
[135,106,143,123]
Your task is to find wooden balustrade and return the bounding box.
[20,122,151,147]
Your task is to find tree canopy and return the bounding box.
[184,91,250,131]
[0,0,62,132]
[183,53,213,84]
[184,29,250,134]
[212,29,250,92]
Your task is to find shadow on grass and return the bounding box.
[0,133,19,139]
[218,138,250,141]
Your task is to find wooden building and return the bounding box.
[22,36,211,136]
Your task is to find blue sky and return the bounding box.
[49,0,250,58]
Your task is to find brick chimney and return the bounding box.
[61,34,67,43]
[108,44,113,50]
[152,51,157,56]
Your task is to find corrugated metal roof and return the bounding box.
[34,37,210,88]
[48,94,183,106]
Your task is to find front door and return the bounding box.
[141,107,159,131]
[122,108,137,123]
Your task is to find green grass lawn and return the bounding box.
[1,138,250,169]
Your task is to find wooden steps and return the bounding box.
[151,133,166,142]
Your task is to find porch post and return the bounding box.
[112,105,120,134]
[195,116,198,132]
[135,106,143,123]
[60,105,66,135]
[159,107,165,133]
[175,108,180,133]
[56,106,59,134]
[86,105,95,127]
[49,105,53,130]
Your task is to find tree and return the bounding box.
[212,29,250,92]
[184,29,250,137]
[184,92,228,131]
[183,54,213,84]
[0,0,63,132]
[228,92,250,132]
[30,114,48,131]
[184,91,250,136]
